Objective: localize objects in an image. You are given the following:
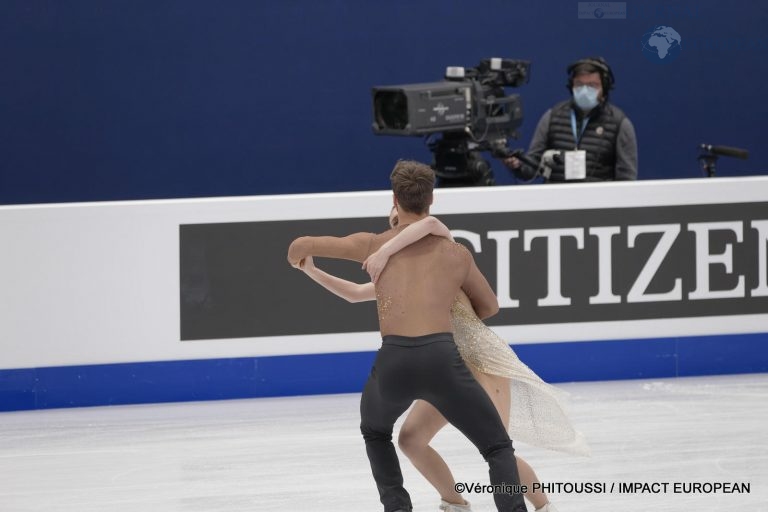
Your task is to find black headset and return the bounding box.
[566,56,615,95]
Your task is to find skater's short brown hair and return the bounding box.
[389,160,435,215]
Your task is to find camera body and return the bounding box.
[372,58,530,186]
[372,81,473,136]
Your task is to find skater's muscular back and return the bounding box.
[287,223,499,336]
[371,234,474,337]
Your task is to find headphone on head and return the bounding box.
[566,56,615,95]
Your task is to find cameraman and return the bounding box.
[503,57,638,182]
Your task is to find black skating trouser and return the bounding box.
[359,332,526,512]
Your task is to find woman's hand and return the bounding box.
[362,250,390,284]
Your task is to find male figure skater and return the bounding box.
[287,160,526,512]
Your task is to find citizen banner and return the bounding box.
[180,201,768,340]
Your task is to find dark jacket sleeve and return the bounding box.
[614,117,638,180]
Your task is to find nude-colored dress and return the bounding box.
[450,299,590,456]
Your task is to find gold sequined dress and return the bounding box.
[451,299,590,456]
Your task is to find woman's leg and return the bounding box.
[398,400,468,505]
[398,369,551,509]
[471,371,550,510]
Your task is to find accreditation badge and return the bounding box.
[564,150,587,180]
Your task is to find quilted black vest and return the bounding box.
[546,100,626,181]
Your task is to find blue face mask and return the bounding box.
[573,85,600,110]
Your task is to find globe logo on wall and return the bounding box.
[641,26,682,64]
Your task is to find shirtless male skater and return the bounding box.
[287,160,526,512]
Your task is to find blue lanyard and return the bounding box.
[570,109,589,148]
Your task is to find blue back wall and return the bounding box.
[1,0,765,204]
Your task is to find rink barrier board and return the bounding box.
[2,178,768,412]
[1,331,766,412]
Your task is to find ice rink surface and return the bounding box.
[1,373,766,511]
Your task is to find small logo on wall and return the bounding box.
[641,25,682,64]
[577,2,627,19]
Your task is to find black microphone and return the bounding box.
[700,144,749,160]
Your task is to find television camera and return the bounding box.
[372,58,530,186]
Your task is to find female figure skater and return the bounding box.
[295,210,588,512]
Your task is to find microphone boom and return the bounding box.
[700,144,749,160]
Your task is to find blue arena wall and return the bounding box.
[1,179,768,412]
[0,0,766,205]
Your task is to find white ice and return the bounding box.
[1,373,766,511]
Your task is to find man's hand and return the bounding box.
[503,156,522,170]
[293,255,316,272]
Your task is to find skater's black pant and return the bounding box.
[360,333,526,512]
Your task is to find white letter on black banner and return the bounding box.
[627,224,682,303]
[524,228,584,307]
[688,221,745,300]
[486,230,520,308]
[588,226,622,304]
[751,220,768,297]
